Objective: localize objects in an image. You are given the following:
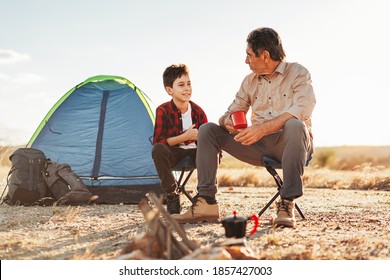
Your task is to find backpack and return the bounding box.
[44,161,97,206]
[4,148,49,205]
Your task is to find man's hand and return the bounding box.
[234,124,267,145]
[224,117,236,134]
[233,113,295,145]
[224,115,252,136]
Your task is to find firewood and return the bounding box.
[136,194,198,259]
[138,199,181,259]
[145,193,198,251]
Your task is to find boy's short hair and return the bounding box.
[163,64,189,88]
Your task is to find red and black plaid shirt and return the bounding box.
[153,100,208,146]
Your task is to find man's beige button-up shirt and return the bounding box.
[220,61,316,132]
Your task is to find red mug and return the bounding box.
[231,111,247,129]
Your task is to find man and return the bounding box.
[171,27,316,227]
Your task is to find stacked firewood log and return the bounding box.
[119,192,198,260]
[118,192,259,260]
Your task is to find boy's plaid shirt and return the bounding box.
[153,100,208,146]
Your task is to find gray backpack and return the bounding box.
[44,161,97,205]
[3,148,49,205]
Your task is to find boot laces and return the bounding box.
[189,195,203,214]
[277,200,293,217]
[166,194,181,214]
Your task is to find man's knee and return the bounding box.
[199,122,219,138]
[283,118,308,144]
[284,118,305,132]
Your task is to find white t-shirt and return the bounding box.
[180,104,197,149]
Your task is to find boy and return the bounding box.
[152,64,208,214]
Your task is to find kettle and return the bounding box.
[221,211,259,246]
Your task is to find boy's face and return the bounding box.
[165,74,192,103]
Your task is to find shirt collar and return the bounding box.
[170,99,194,115]
[257,61,287,81]
[274,61,287,75]
[170,99,178,111]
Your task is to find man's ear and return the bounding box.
[262,50,270,62]
[165,86,173,95]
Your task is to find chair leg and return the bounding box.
[177,168,195,203]
[258,190,280,217]
[176,168,186,187]
[260,163,305,220]
[258,190,305,219]
[295,203,305,220]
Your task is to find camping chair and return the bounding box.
[172,156,196,203]
[258,156,309,219]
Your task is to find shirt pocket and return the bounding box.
[274,88,294,111]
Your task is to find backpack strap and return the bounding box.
[0,182,8,204]
[0,166,16,204]
[28,158,34,191]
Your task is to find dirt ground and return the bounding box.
[1,185,389,260]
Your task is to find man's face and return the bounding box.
[245,47,267,75]
[165,74,192,102]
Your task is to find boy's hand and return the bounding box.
[184,124,198,141]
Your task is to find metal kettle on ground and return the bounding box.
[221,211,259,246]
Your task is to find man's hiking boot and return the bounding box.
[171,196,220,223]
[274,199,296,228]
[166,193,181,214]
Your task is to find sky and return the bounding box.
[1,0,390,147]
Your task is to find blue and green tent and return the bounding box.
[28,75,160,202]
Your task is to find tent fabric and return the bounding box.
[28,75,160,188]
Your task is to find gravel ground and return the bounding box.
[1,185,389,260]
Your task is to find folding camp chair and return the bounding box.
[172,156,196,203]
[258,156,308,219]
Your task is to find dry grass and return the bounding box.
[311,146,390,170]
[2,145,389,190]
[1,145,389,199]
[186,161,390,192]
[209,148,390,191]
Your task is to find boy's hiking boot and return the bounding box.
[166,193,181,214]
[171,196,220,223]
[274,199,296,228]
